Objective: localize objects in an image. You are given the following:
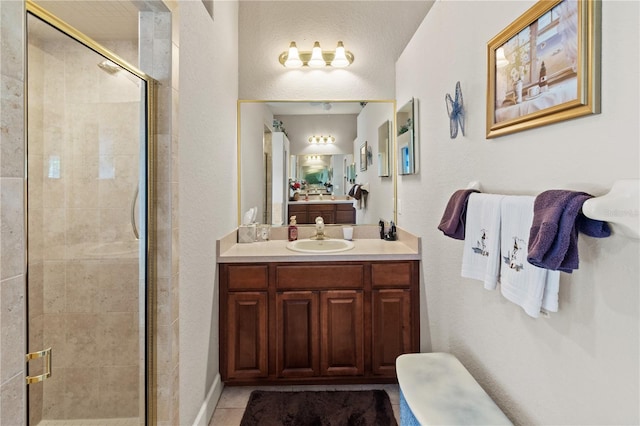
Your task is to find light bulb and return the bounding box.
[284,42,303,68]
[308,41,325,68]
[331,41,350,67]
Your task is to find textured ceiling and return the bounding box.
[32,1,434,58]
[238,1,434,99]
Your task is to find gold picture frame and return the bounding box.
[486,0,600,138]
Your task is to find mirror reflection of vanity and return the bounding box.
[238,100,396,226]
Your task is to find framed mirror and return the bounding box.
[397,98,418,175]
[377,120,391,177]
[238,100,396,226]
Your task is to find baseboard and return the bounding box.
[192,373,223,426]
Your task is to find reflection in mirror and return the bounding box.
[238,101,396,226]
[377,120,391,177]
[397,98,418,175]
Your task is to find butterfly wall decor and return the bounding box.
[445,81,465,139]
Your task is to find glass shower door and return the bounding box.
[26,11,148,426]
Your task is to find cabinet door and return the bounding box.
[308,204,335,224]
[321,290,364,376]
[287,204,309,224]
[335,204,356,224]
[226,292,268,379]
[276,291,320,377]
[372,289,411,376]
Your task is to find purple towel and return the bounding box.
[528,190,611,272]
[438,189,480,240]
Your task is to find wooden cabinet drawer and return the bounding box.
[288,204,307,213]
[276,264,364,290]
[336,203,354,211]
[227,264,268,290]
[371,262,412,288]
[310,204,334,211]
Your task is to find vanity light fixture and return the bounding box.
[308,135,335,144]
[283,42,303,68]
[279,41,354,68]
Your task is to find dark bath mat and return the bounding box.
[240,389,398,426]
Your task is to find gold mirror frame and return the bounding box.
[237,100,398,226]
[25,1,157,422]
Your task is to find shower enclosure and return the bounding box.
[25,4,155,425]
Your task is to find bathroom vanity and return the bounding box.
[287,199,356,224]
[217,227,421,385]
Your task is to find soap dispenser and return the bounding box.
[384,221,397,241]
[288,216,298,241]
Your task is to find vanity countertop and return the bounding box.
[217,226,421,263]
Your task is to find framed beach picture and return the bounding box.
[360,141,368,171]
[486,0,601,138]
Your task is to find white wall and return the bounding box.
[396,1,639,425]
[353,102,395,224]
[271,132,289,225]
[239,102,273,224]
[178,1,238,425]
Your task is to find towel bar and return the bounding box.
[466,180,639,239]
[582,179,639,239]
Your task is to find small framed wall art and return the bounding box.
[360,141,368,171]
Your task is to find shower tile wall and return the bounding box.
[0,1,27,425]
[27,33,141,422]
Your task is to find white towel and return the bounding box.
[461,193,504,290]
[499,196,560,318]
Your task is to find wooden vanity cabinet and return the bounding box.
[220,265,269,380]
[287,204,308,224]
[287,203,355,224]
[371,262,414,375]
[307,204,335,224]
[220,260,419,384]
[335,203,357,224]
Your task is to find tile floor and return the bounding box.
[208,384,401,426]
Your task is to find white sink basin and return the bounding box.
[286,238,355,253]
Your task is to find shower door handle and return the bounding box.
[131,185,140,240]
[25,347,52,384]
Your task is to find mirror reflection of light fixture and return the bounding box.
[279,41,354,68]
[308,135,335,144]
[496,47,509,68]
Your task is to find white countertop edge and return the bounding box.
[218,251,421,264]
[217,232,420,263]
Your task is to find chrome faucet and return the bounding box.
[313,216,326,239]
